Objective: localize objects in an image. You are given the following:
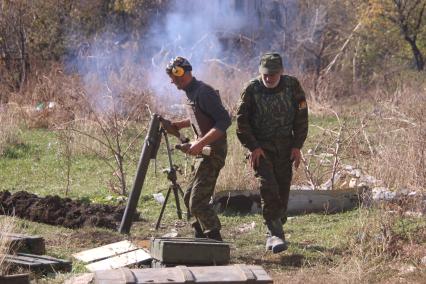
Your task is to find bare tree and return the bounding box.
[386,0,426,71]
[0,0,30,90]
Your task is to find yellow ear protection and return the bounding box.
[166,56,192,77]
[172,65,185,77]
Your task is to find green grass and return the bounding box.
[0,116,340,198]
[2,207,424,283]
[0,116,424,283]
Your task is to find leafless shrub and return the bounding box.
[55,67,152,195]
[365,85,425,191]
[300,108,358,190]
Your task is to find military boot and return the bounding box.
[206,229,223,241]
[265,219,287,253]
[192,222,206,238]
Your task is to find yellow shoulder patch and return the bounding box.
[299,100,307,110]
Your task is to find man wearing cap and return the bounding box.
[236,52,308,253]
[166,56,231,241]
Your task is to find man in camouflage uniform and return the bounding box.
[236,52,308,253]
[166,56,231,241]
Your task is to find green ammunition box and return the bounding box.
[150,237,230,265]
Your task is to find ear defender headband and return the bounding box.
[166,56,192,77]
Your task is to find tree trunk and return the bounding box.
[18,17,28,90]
[407,39,425,71]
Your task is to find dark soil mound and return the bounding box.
[0,190,135,230]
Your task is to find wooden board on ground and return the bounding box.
[1,233,45,255]
[93,264,272,284]
[0,273,30,284]
[73,240,138,263]
[2,253,72,274]
[85,249,152,272]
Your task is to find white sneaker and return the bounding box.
[269,236,288,253]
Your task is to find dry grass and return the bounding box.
[366,87,425,191]
[0,104,24,156]
[332,207,425,283]
[198,62,252,116]
[216,134,257,192]
[0,217,18,276]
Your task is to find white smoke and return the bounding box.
[67,0,301,114]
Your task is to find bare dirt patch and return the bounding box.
[0,191,135,230]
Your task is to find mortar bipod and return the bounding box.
[155,128,188,230]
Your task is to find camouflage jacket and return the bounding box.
[236,75,308,151]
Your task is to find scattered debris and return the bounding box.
[153,193,165,204]
[237,221,256,233]
[162,229,178,238]
[403,211,423,218]
[319,164,383,190]
[398,264,417,275]
[372,187,396,201]
[421,256,426,266]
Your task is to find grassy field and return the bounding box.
[0,115,425,283]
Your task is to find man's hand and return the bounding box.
[250,147,266,169]
[290,148,301,169]
[187,140,204,156]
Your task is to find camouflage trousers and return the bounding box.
[254,139,293,224]
[184,154,225,233]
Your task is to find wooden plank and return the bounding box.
[73,240,138,263]
[1,233,45,255]
[0,274,30,284]
[2,253,72,274]
[86,249,152,272]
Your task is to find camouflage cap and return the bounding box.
[259,52,283,74]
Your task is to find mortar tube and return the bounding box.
[119,113,161,234]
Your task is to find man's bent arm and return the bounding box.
[196,127,224,147]
[173,118,191,130]
[236,89,259,151]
